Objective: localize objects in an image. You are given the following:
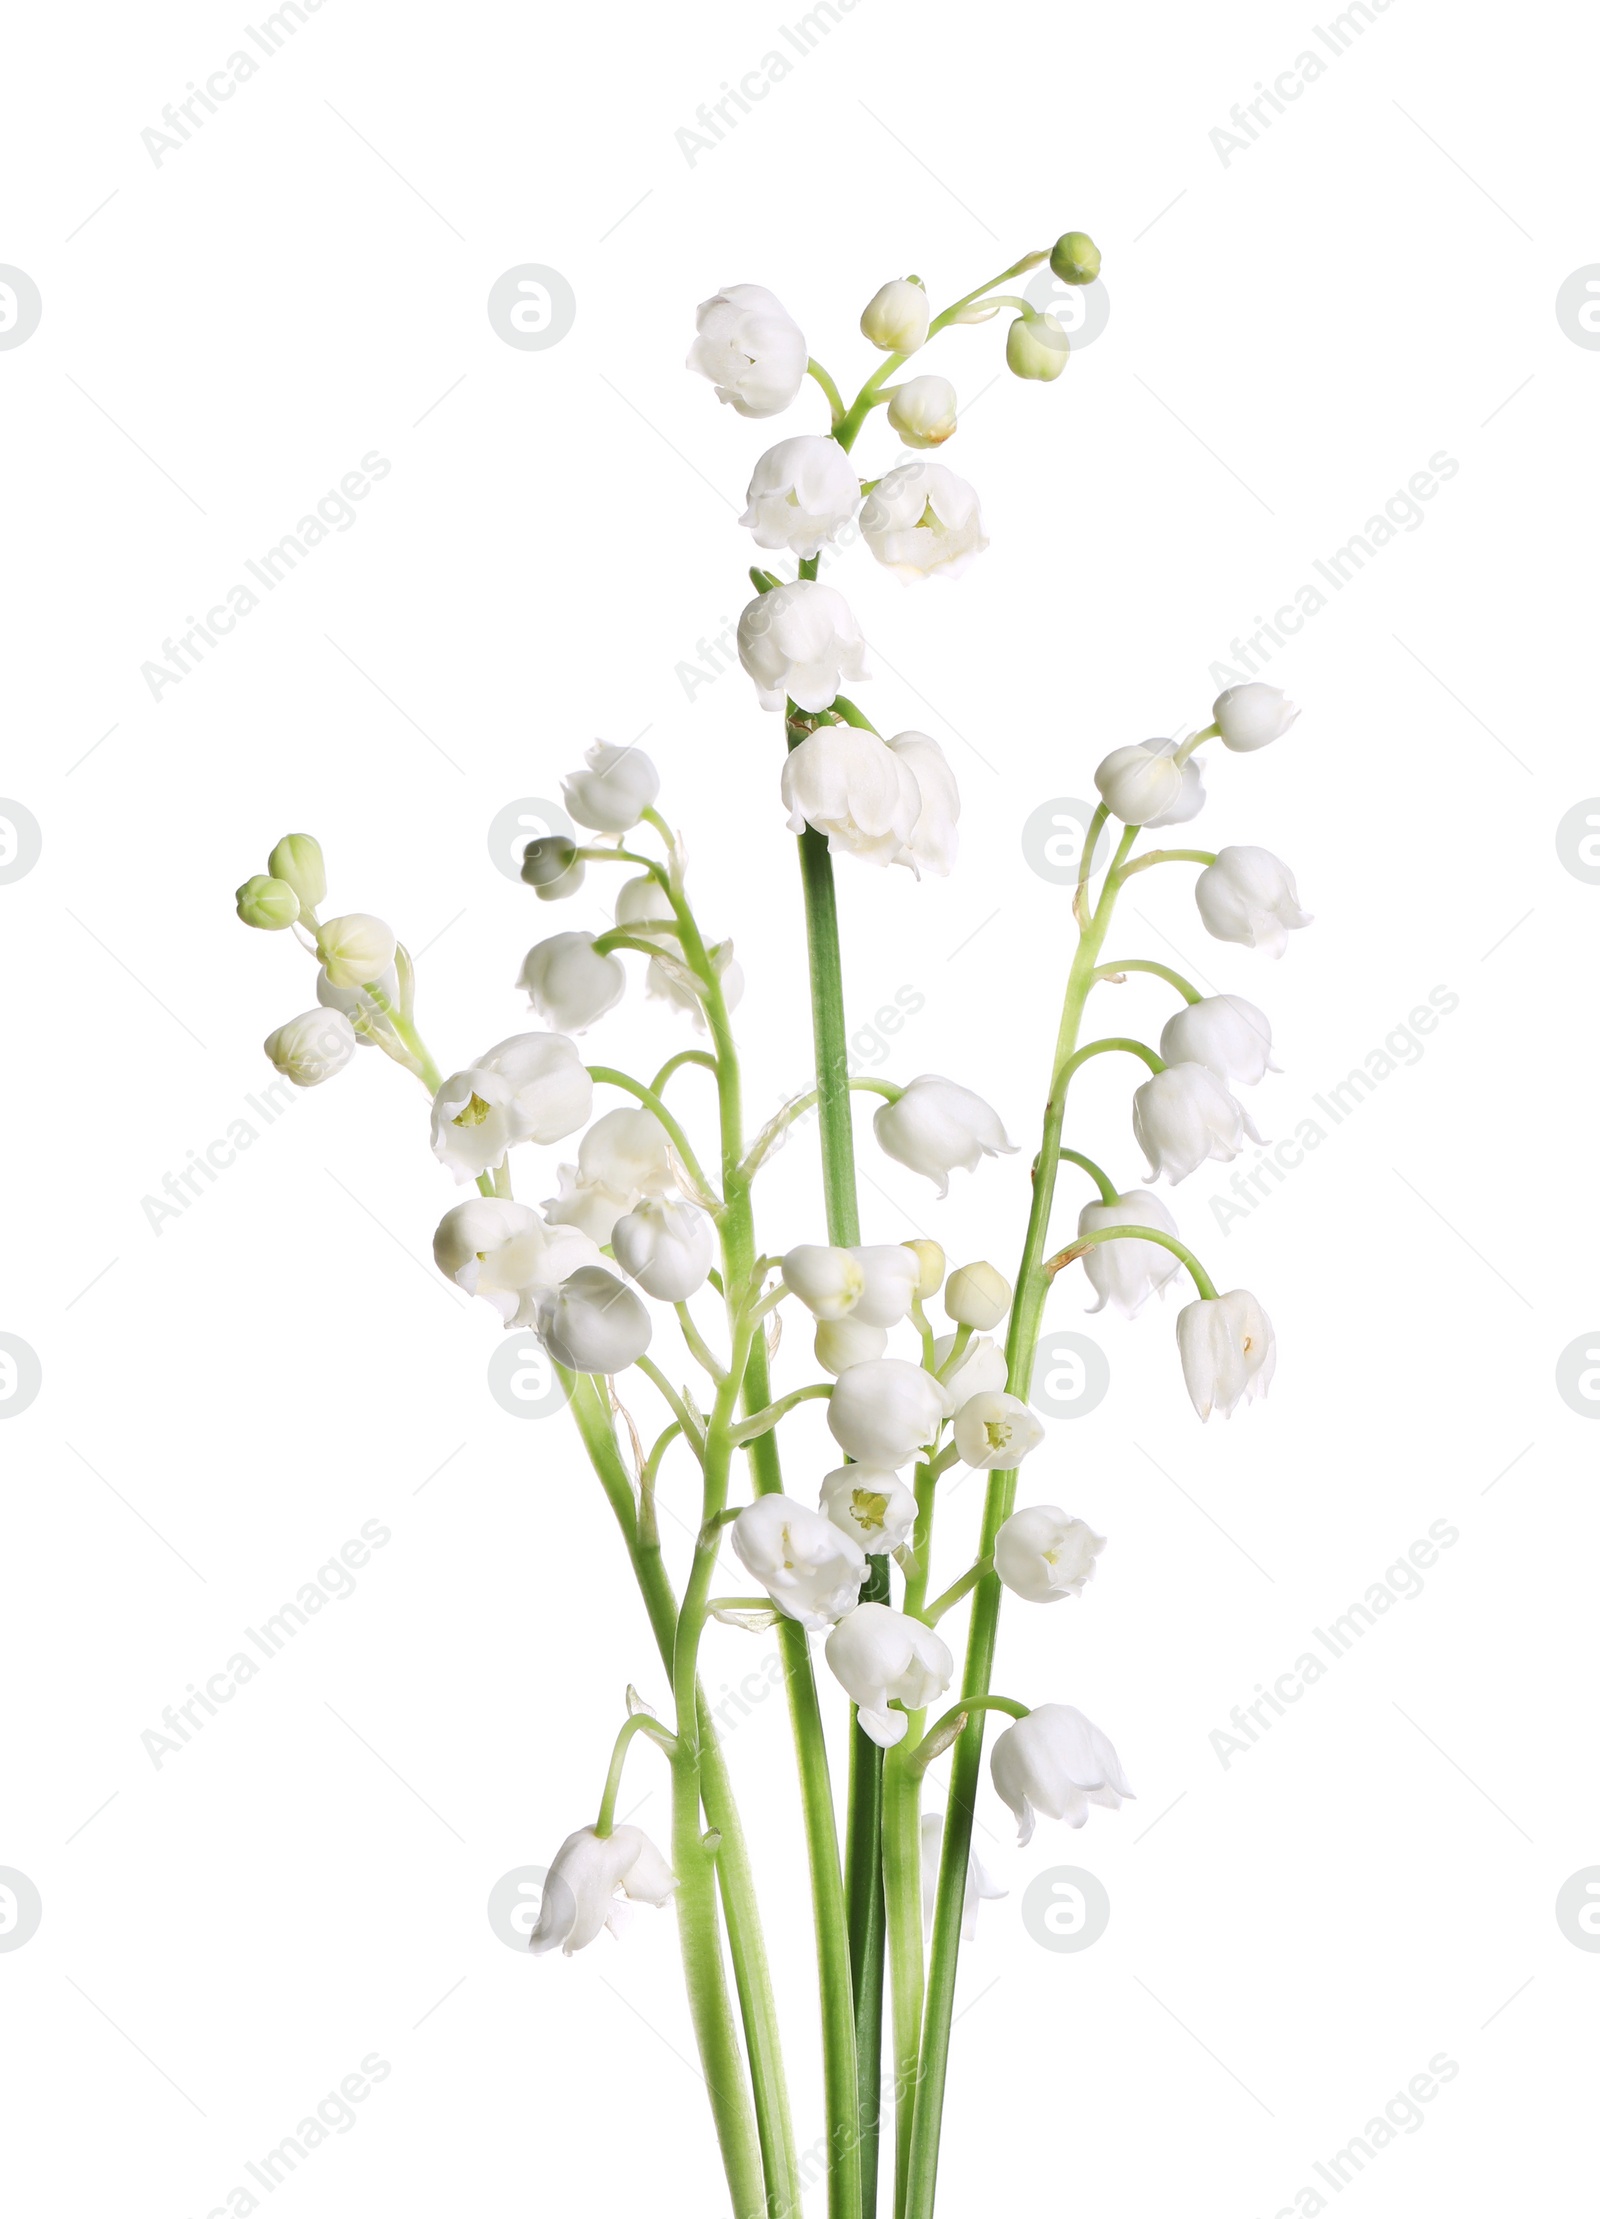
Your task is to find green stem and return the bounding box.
[634,1357,707,1457]
[905,824,1137,2219]
[586,1064,718,1199]
[652,1047,721,1094]
[1057,1148,1119,1207]
[1045,1223,1218,1302]
[807,356,848,424]
[1093,957,1202,1002]
[1058,1035,1165,1083]
[730,1381,832,1445]
[883,1737,924,2219]
[1113,846,1217,880]
[922,1557,992,1625]
[595,1710,676,1836]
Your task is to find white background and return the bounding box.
[2,1,1595,2213]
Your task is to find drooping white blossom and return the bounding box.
[1213,682,1298,752]
[687,284,807,418]
[814,1317,889,1375]
[518,933,626,1033]
[1132,1063,1256,1185]
[528,1824,677,1956]
[1094,743,1186,827]
[562,742,660,835]
[610,1196,713,1302]
[994,1507,1106,1603]
[432,1198,600,1326]
[1076,1189,1183,1316]
[740,435,860,558]
[1005,311,1069,380]
[782,1245,866,1322]
[1176,1290,1276,1420]
[430,1033,593,1183]
[884,731,959,876]
[738,580,869,713]
[860,461,988,582]
[932,1331,1009,1415]
[990,1704,1133,1845]
[824,1602,953,1747]
[873,1075,1015,1197]
[1194,846,1312,958]
[263,1010,357,1087]
[731,1494,868,1631]
[535,1264,653,1373]
[545,1106,676,1246]
[828,1359,946,1469]
[952,1390,1045,1471]
[781,727,920,867]
[818,1466,919,1554]
[886,374,957,449]
[1158,995,1277,1086]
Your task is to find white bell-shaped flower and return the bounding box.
[944,1261,1010,1331]
[995,1507,1106,1603]
[814,1316,889,1375]
[534,1264,652,1373]
[782,1245,866,1322]
[825,1602,953,1748]
[885,731,959,877]
[1076,1189,1183,1316]
[561,742,660,835]
[740,435,861,558]
[528,1824,677,1956]
[263,1010,357,1087]
[1212,682,1298,752]
[687,283,807,417]
[1158,995,1277,1086]
[430,1033,593,1183]
[738,580,869,713]
[860,279,930,354]
[932,1331,1009,1416]
[1195,846,1312,958]
[1094,743,1186,827]
[952,1390,1044,1470]
[731,1494,868,1631]
[545,1106,676,1246]
[873,1075,1015,1198]
[990,1704,1133,1845]
[828,1359,945,1469]
[1176,1290,1276,1420]
[315,914,397,989]
[818,1466,918,1554]
[610,1196,713,1302]
[860,461,988,582]
[886,373,957,449]
[518,933,625,1032]
[432,1198,601,1326]
[781,726,921,867]
[1132,1063,1256,1184]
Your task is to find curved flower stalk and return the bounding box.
[231,228,1314,2219]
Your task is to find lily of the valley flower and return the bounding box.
[1076,1188,1182,1315]
[315,913,397,989]
[545,1106,676,1245]
[990,1704,1133,1845]
[610,1195,713,1301]
[932,1331,1008,1415]
[885,731,960,877]
[1213,681,1298,752]
[562,742,660,835]
[819,1465,918,1553]
[861,278,930,354]
[873,1075,1015,1197]
[815,1317,889,1375]
[782,726,919,868]
[738,580,869,713]
[535,1264,652,1373]
[1094,739,1207,828]
[528,1824,677,1956]
[236,875,298,930]
[432,1198,600,1325]
[267,833,325,909]
[318,960,400,1047]
[264,1010,357,1087]
[828,1358,946,1468]
[824,1601,953,1748]
[1195,846,1312,958]
[860,461,988,581]
[1132,1062,1256,1184]
[687,283,807,417]
[1006,311,1069,380]
[1158,994,1277,1086]
[518,933,626,1032]
[732,1494,868,1630]
[952,1390,1045,1470]
[921,1811,1007,1939]
[741,435,861,557]
[944,1260,1010,1331]
[886,374,957,448]
[430,1033,593,1183]
[995,1507,1106,1603]
[781,1243,918,1326]
[1176,1289,1276,1419]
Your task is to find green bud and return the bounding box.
[1050,230,1101,286]
[267,833,326,909]
[235,874,300,930]
[1006,313,1069,382]
[520,834,586,900]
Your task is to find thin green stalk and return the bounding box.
[1092,957,1202,1002]
[595,1710,676,1836]
[905,825,1138,2219]
[1058,1148,1119,1207]
[1045,1222,1218,1301]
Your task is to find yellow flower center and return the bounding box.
[453,1092,493,1128]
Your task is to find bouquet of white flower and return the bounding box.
[234,230,1308,2219]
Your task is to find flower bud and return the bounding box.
[236,874,299,930]
[1006,313,1068,381]
[861,278,930,354]
[782,1245,865,1322]
[814,1317,889,1375]
[521,834,585,901]
[848,1245,921,1328]
[1212,682,1298,752]
[886,373,958,449]
[1049,231,1101,285]
[535,1264,652,1374]
[563,742,661,836]
[518,932,625,1032]
[267,833,326,909]
[1194,846,1312,958]
[944,1260,1011,1330]
[263,1009,357,1087]
[611,1196,713,1302]
[903,1240,946,1299]
[819,1466,918,1554]
[1094,743,1186,826]
[316,913,397,989]
[828,1358,945,1468]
